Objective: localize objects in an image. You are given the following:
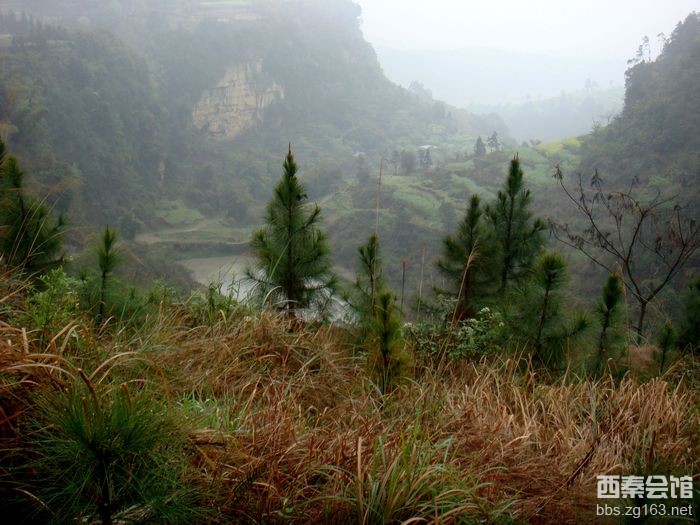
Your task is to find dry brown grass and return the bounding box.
[1,274,698,524]
[145,308,698,523]
[623,344,660,375]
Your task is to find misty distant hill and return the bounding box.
[472,87,624,142]
[375,45,625,107]
[374,45,627,141]
[0,0,509,231]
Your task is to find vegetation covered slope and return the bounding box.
[0,1,508,235]
[0,13,168,227]
[578,13,700,201]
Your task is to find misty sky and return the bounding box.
[356,0,698,58]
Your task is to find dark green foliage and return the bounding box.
[0,28,167,224]
[0,145,64,272]
[354,233,385,325]
[97,226,120,323]
[24,268,80,340]
[369,291,407,395]
[354,237,411,389]
[71,244,185,328]
[78,274,148,330]
[591,273,627,377]
[511,252,587,369]
[530,252,568,367]
[486,155,546,292]
[26,382,201,524]
[248,148,336,316]
[191,281,239,327]
[400,150,416,174]
[0,0,508,260]
[676,278,700,354]
[656,322,676,374]
[436,194,498,321]
[408,305,505,361]
[98,227,120,276]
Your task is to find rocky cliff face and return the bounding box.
[192,61,284,139]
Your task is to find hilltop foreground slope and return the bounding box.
[0,269,697,523]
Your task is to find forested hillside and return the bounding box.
[0,13,168,228]
[2,4,698,308]
[0,0,507,236]
[579,13,700,203]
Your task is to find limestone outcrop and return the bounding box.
[192,62,283,139]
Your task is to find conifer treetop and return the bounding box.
[248,146,336,318]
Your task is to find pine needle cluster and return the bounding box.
[0,139,64,272]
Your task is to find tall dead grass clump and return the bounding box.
[440,358,699,521]
[1,271,697,524]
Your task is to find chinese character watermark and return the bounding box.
[597,475,693,499]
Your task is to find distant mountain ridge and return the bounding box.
[375,45,625,107]
[470,86,624,142]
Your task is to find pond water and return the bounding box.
[179,254,256,301]
[179,253,352,321]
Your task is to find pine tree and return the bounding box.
[436,194,498,321]
[486,155,546,292]
[97,226,119,323]
[0,144,64,272]
[591,273,627,377]
[530,253,567,367]
[486,132,501,152]
[511,252,587,369]
[676,278,700,355]
[354,233,384,324]
[656,322,675,374]
[368,291,407,395]
[248,146,336,317]
[474,136,486,158]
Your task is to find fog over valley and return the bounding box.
[0,2,698,523]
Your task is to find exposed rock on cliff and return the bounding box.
[192,61,284,139]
